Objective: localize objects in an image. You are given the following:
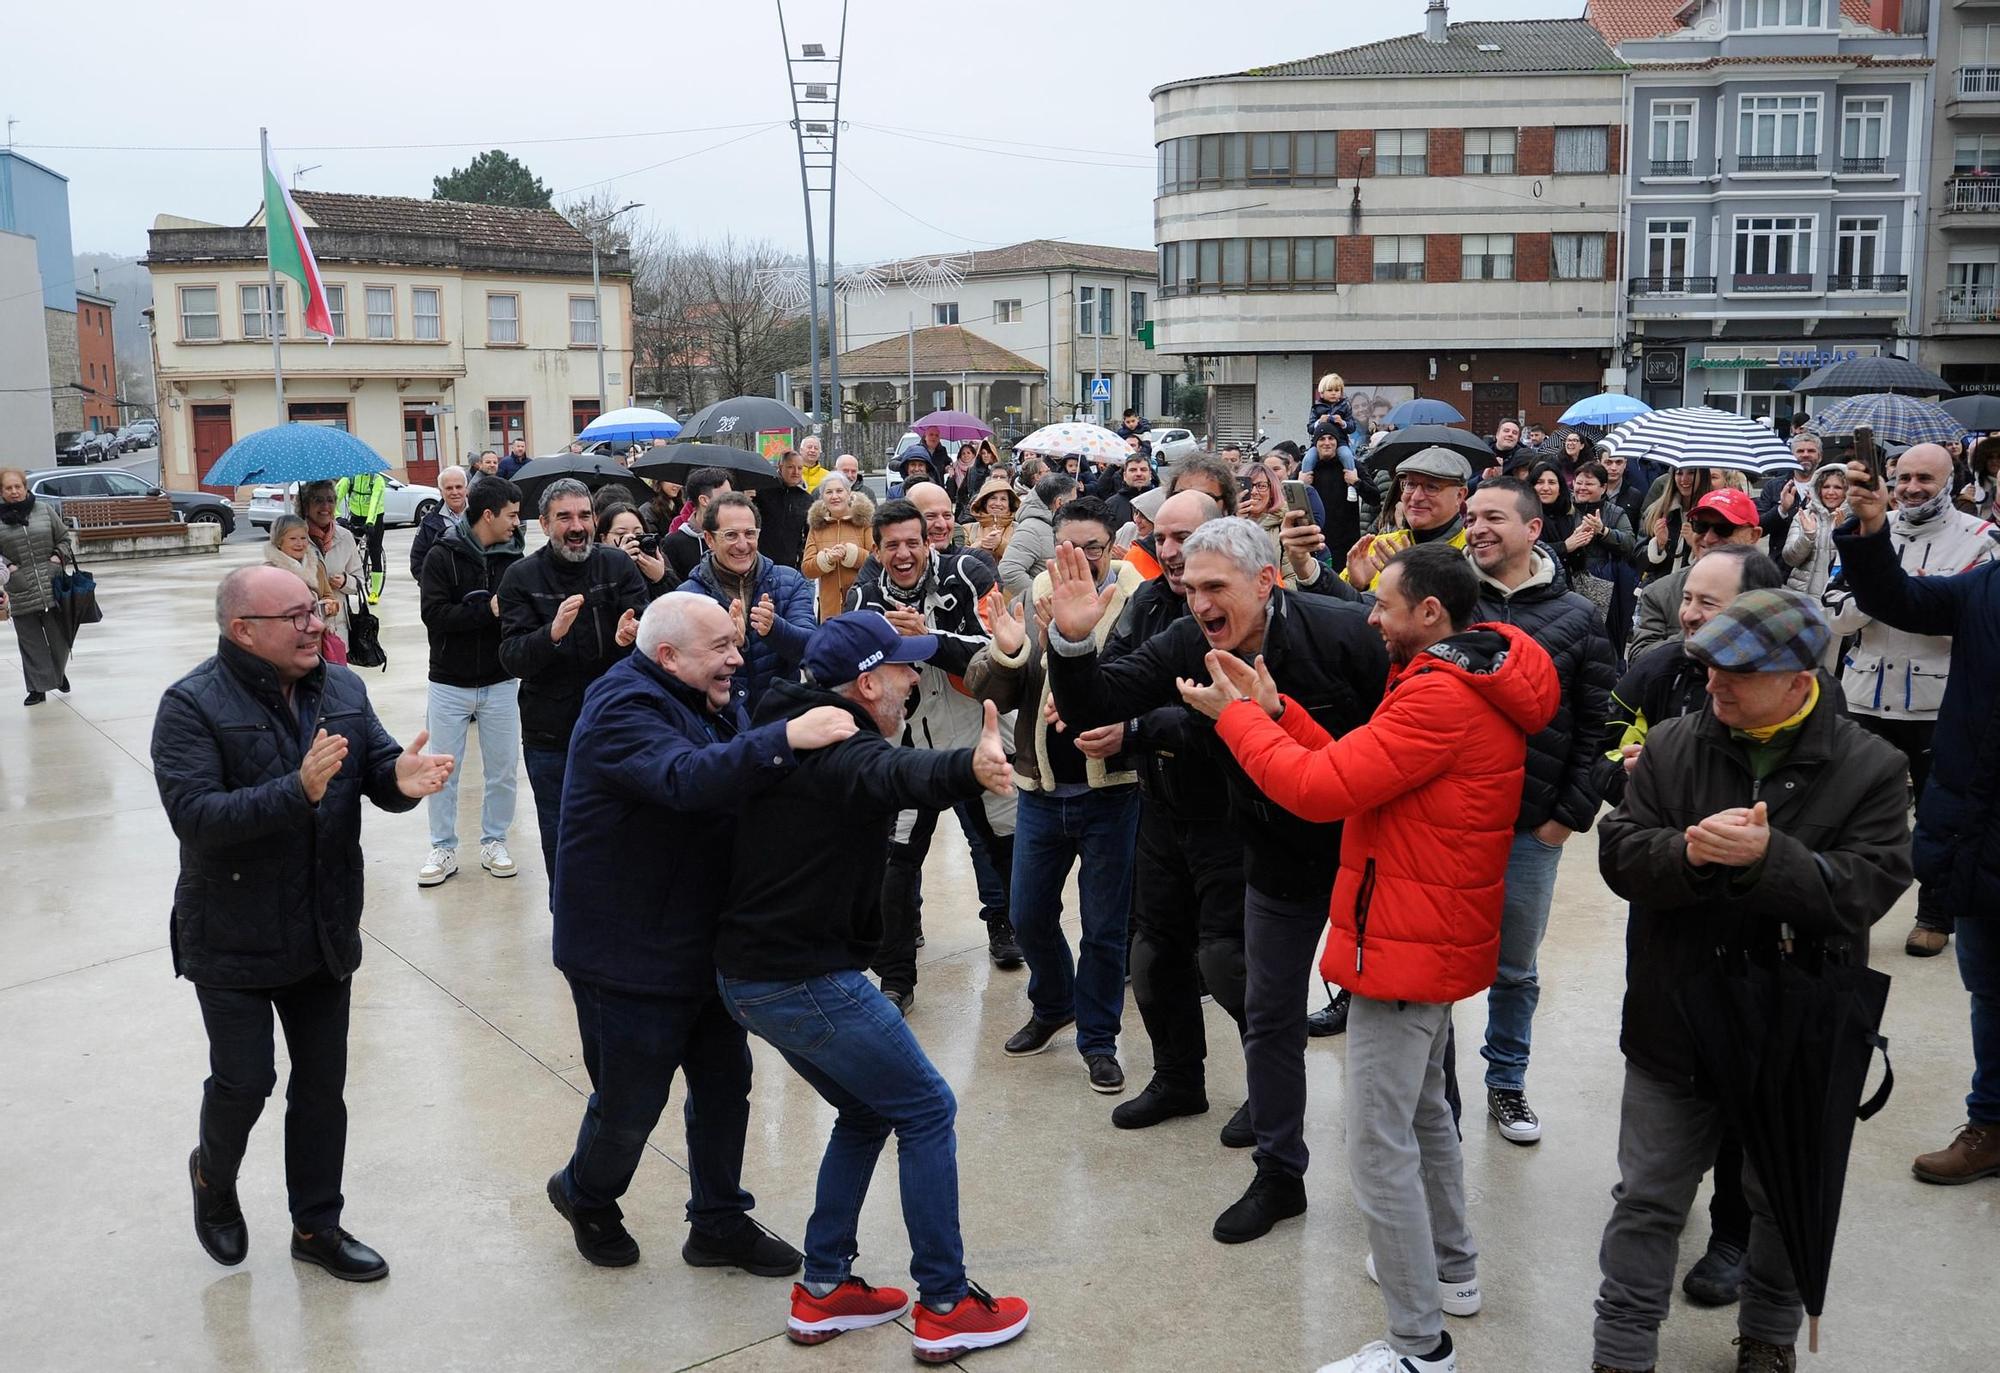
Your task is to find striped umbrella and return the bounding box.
[1600,406,1798,475]
[1800,393,1968,448]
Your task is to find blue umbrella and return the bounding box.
[1800,393,1968,448]
[578,406,682,444]
[202,423,390,488]
[1385,397,1465,426]
[1561,393,1653,427]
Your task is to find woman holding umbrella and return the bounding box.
[0,466,79,705]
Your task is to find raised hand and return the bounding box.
[551,593,585,642]
[1279,509,1326,579]
[972,699,1014,796]
[727,597,748,646]
[298,728,348,804]
[984,586,1026,657]
[786,704,859,750]
[1047,541,1114,643]
[749,594,776,637]
[393,729,454,799]
[1176,658,1247,720]
[1843,461,1888,534]
[615,607,639,647]
[1345,533,1382,587]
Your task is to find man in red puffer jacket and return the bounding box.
[1183,541,1558,1373]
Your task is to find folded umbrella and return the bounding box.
[203,423,390,488]
[911,409,993,442]
[1384,397,1464,426]
[630,442,780,492]
[1801,393,1968,449]
[508,454,651,505]
[675,396,811,442]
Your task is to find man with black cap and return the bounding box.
[1628,488,1773,661]
[712,612,1032,1364]
[1593,588,1911,1373]
[1343,447,1473,591]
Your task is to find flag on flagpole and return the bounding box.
[262,143,335,339]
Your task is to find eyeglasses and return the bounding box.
[239,607,324,632]
[1070,540,1110,557]
[1688,519,1736,537]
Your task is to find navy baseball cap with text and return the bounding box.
[805,612,939,686]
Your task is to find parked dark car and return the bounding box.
[56,431,116,466]
[25,467,236,537]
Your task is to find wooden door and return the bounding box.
[192,404,236,496]
[402,406,441,486]
[1471,383,1518,441]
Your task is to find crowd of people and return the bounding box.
[134,392,2000,1372]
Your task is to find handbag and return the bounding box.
[309,558,347,663]
[1572,570,1615,622]
[343,592,387,669]
[50,550,103,635]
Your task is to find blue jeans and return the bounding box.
[1481,829,1564,1093]
[1300,444,1355,476]
[425,680,520,849]
[522,745,568,885]
[1008,787,1141,1058]
[718,970,966,1304]
[1960,917,2000,1124]
[559,977,754,1235]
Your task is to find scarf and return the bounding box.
[881,551,936,609]
[1411,512,1465,545]
[308,519,337,553]
[0,496,35,527]
[1732,675,1820,749]
[1898,488,1954,529]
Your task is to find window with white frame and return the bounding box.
[1462,233,1515,280]
[1552,233,1608,280]
[322,285,346,338]
[1373,235,1426,282]
[1649,101,1696,167]
[1733,216,1816,278]
[569,296,599,345]
[487,293,520,344]
[365,286,394,339]
[240,283,287,338]
[1464,128,1516,174]
[1954,133,2000,173]
[1738,95,1821,160]
[1834,218,1885,282]
[1840,98,1889,165]
[1645,218,1696,281]
[179,286,219,340]
[1129,290,1148,335]
[413,287,442,341]
[994,299,1022,323]
[932,302,959,325]
[1744,0,1826,25]
[1554,126,1610,174]
[1375,129,1427,176]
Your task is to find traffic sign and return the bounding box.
[1089,378,1112,402]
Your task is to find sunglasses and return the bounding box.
[1688,519,1739,537]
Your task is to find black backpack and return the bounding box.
[343,594,387,670]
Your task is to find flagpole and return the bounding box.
[260,126,286,425]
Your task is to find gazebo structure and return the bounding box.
[804,326,1047,430]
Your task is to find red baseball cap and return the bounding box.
[1692,488,1759,527]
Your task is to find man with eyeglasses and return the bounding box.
[1341,447,1474,591]
[155,566,453,1284]
[1627,489,1771,661]
[679,492,815,712]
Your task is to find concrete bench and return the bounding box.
[66,496,189,544]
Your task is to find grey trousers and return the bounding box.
[1346,994,1476,1357]
[1594,1063,1804,1370]
[11,609,72,694]
[1241,885,1327,1180]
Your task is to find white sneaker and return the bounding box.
[1365,1251,1483,1317]
[1315,1337,1457,1373]
[1487,1087,1542,1144]
[418,847,459,887]
[479,840,517,878]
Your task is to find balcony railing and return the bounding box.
[1630,275,1718,296]
[1939,285,2000,324]
[1948,176,2000,212]
[1957,65,2000,97]
[1737,155,1819,173]
[1733,273,1815,292]
[1838,156,1887,174]
[1827,273,1907,292]
[1649,158,1694,177]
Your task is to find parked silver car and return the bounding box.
[247,476,442,530]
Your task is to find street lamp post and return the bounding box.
[590,202,644,417]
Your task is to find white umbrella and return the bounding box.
[1014,421,1130,465]
[1600,406,1797,475]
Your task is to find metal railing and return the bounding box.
[1737,155,1819,173]
[1939,286,2000,324]
[1649,158,1694,177]
[1958,66,2000,98]
[1629,275,1717,295]
[1948,176,2000,212]
[1733,273,1814,292]
[1827,274,1907,292]
[1838,156,1887,174]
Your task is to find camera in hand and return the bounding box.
[635,532,662,557]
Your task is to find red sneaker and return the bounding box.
[911,1282,1030,1363]
[786,1277,912,1345]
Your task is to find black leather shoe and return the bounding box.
[682,1220,802,1277]
[987,919,1025,969]
[883,987,915,1017]
[1307,987,1351,1038]
[1003,1013,1074,1057]
[547,1171,639,1266]
[291,1226,388,1281]
[23,692,45,706]
[1212,1167,1307,1244]
[189,1149,247,1266]
[58,676,70,693]
[1219,1102,1255,1149]
[1111,1079,1209,1129]
[1682,1237,1747,1306]
[1085,1053,1125,1095]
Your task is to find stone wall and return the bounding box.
[45,307,83,432]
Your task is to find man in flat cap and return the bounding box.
[1590,588,1913,1373]
[1342,447,1473,592]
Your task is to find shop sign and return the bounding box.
[1776,348,1862,368]
[1643,350,1682,384]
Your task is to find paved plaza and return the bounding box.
[0,533,1987,1372]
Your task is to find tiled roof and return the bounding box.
[1586,0,1871,45]
[1633,53,1930,69]
[876,239,1156,279]
[836,326,1043,377]
[278,192,594,254]
[1221,19,1622,79]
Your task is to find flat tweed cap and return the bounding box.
[1685,587,1830,673]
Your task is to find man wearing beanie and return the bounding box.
[1591,588,1912,1373]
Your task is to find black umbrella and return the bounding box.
[1678,945,1895,1354]
[630,442,780,492]
[1793,355,1954,398]
[507,454,650,505]
[1942,394,2000,432]
[1362,425,1493,479]
[675,395,812,442]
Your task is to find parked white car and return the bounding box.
[248,476,442,530]
[1148,427,1199,463]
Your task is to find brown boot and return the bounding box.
[1913,1122,2000,1184]
[1904,923,1949,957]
[1733,1336,1796,1373]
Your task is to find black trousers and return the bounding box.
[1129,802,1247,1092]
[346,517,385,586]
[1853,713,1949,933]
[1242,885,1327,1179]
[874,803,1013,995]
[194,967,351,1233]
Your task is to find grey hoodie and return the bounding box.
[998,491,1057,599]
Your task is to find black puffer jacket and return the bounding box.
[1103,576,1231,819]
[1599,700,1912,1084]
[1475,550,1616,833]
[1048,587,1389,901]
[418,520,522,688]
[152,640,417,988]
[498,544,650,750]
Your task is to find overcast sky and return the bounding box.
[9,0,1563,262]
